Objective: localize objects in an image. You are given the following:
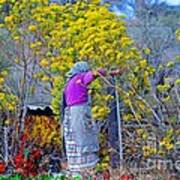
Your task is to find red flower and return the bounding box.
[120,175,133,180]
[21,134,28,143]
[14,154,24,169]
[31,149,42,160]
[103,170,110,180]
[0,162,6,174]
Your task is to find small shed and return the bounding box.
[20,90,61,147]
[22,104,61,147]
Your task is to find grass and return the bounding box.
[0,174,66,180]
[0,169,179,180]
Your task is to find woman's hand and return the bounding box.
[109,67,126,76]
[93,69,106,77]
[92,70,99,77]
[92,67,126,77]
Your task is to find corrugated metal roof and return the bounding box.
[26,105,51,111]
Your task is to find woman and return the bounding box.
[62,61,122,176]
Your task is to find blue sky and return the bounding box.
[111,0,180,18]
[163,0,180,5]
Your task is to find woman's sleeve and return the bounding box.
[83,69,106,85]
[83,71,94,85]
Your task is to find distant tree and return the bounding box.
[0,29,16,113]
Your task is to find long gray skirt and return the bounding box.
[63,103,99,171]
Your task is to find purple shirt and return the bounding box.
[65,70,105,106]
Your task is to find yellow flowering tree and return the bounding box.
[2,0,155,117]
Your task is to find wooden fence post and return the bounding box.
[115,77,123,167]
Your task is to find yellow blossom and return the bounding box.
[139,59,147,69]
[0,92,5,100]
[0,24,4,28]
[0,77,5,84]
[175,78,180,85]
[0,0,6,4]
[166,61,174,68]
[157,84,170,92]
[40,58,49,67]
[4,15,14,23]
[28,25,37,32]
[143,48,151,55]
[41,75,49,82]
